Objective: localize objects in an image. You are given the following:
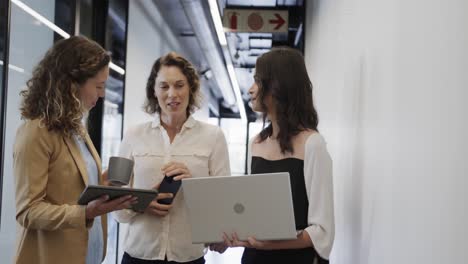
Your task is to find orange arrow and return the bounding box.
[269,13,285,30]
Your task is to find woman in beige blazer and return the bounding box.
[13,36,136,264]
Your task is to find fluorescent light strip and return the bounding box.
[12,0,125,76]
[208,0,247,122]
[12,0,70,38]
[109,62,125,75]
[226,62,247,122]
[0,60,25,73]
[207,0,227,46]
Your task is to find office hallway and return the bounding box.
[1,0,467,263]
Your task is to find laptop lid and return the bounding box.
[182,172,297,244]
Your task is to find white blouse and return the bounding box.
[113,116,231,262]
[303,133,334,259]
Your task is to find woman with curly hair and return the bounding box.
[13,36,136,264]
[224,47,334,264]
[114,52,231,264]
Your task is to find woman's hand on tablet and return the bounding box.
[144,193,174,217]
[144,182,174,217]
[86,195,137,219]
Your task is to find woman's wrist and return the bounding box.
[85,205,94,220]
[299,229,313,248]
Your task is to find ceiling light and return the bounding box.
[0,60,25,73]
[249,48,269,56]
[207,0,248,122]
[207,0,227,46]
[109,62,125,75]
[226,62,247,121]
[12,0,125,76]
[12,0,70,39]
[294,23,303,47]
[249,38,272,49]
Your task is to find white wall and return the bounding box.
[0,1,56,262]
[304,0,468,263]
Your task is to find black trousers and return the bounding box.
[122,252,205,264]
[242,247,329,264]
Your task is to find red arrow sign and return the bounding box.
[269,13,285,30]
[223,9,288,33]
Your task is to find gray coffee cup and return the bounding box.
[107,156,134,186]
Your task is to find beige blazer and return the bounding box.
[13,119,107,264]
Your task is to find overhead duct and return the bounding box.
[180,0,236,107]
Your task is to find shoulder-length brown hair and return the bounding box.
[255,46,319,154]
[20,36,110,137]
[143,52,201,116]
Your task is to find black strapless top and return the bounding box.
[242,156,329,264]
[251,156,309,230]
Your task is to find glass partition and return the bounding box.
[101,1,128,262]
[0,0,10,231]
[0,1,74,261]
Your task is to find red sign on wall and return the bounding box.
[223,9,288,33]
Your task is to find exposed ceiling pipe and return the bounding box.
[180,0,237,107]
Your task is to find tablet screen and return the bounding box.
[78,185,158,213]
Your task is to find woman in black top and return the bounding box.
[224,47,334,264]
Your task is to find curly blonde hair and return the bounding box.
[143,52,201,116]
[20,36,110,137]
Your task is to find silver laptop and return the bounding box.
[182,172,297,244]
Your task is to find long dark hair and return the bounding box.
[20,36,110,137]
[255,46,319,154]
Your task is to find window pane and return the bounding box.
[220,118,247,175]
[0,1,70,262]
[101,1,128,263]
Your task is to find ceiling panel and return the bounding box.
[147,0,305,118]
[226,0,277,7]
[226,0,303,7]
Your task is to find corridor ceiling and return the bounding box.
[152,0,305,120]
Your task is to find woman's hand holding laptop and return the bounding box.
[223,231,313,250]
[222,232,278,250]
[207,243,228,254]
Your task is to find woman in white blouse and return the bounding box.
[114,52,231,264]
[224,47,335,264]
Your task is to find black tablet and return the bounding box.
[78,185,158,213]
